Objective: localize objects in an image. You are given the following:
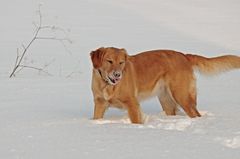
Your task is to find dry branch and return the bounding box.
[9,5,71,78]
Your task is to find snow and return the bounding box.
[0,0,240,158]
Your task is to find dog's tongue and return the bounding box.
[109,77,120,85]
[113,78,119,84]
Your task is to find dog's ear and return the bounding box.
[90,47,105,69]
[120,48,129,62]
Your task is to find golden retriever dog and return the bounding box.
[90,47,240,124]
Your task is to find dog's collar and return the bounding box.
[98,69,109,84]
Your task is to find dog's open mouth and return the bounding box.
[107,76,121,85]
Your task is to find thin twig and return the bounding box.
[42,58,56,70]
[35,37,70,41]
[59,40,72,54]
[35,36,72,54]
[14,66,24,75]
[9,4,72,78]
[18,65,53,76]
[66,71,82,78]
[21,44,26,50]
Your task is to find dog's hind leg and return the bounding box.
[168,73,201,118]
[158,85,178,116]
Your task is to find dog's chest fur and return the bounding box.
[102,86,114,101]
[101,86,126,109]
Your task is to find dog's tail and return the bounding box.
[185,54,240,75]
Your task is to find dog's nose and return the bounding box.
[113,71,121,78]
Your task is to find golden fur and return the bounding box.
[90,47,240,124]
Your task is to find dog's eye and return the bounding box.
[107,60,113,64]
[119,61,125,65]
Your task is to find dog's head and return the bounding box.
[90,47,128,85]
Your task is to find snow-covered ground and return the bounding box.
[0,0,240,158]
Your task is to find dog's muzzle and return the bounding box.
[107,71,122,85]
[98,70,122,85]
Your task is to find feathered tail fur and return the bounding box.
[186,54,240,75]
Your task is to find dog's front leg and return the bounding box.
[93,98,108,120]
[123,98,143,124]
